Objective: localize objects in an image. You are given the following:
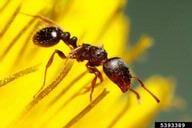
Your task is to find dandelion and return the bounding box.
[0,0,175,128]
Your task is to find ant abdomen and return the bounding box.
[33,26,63,47]
[103,57,131,93]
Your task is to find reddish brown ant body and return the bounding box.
[33,26,160,103]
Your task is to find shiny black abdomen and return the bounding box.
[33,27,63,47]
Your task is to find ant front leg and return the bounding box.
[86,63,103,101]
[34,49,66,97]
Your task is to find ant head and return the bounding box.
[33,26,63,47]
[103,57,131,92]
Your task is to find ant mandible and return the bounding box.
[32,16,160,103]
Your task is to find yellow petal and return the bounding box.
[126,35,153,63]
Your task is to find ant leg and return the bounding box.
[34,49,66,97]
[129,88,140,101]
[131,76,160,103]
[86,64,103,101]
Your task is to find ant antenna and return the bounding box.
[131,76,160,103]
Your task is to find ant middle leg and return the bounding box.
[34,49,66,97]
[86,64,103,101]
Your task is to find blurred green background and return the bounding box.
[126,0,192,123]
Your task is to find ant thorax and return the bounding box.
[70,44,108,66]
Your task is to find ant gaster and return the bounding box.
[33,26,160,103]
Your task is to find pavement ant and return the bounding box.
[31,15,160,103]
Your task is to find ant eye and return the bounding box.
[33,26,62,47]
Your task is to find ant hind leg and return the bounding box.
[34,49,66,98]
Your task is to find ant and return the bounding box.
[32,16,160,103]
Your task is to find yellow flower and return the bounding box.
[0,0,175,128]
